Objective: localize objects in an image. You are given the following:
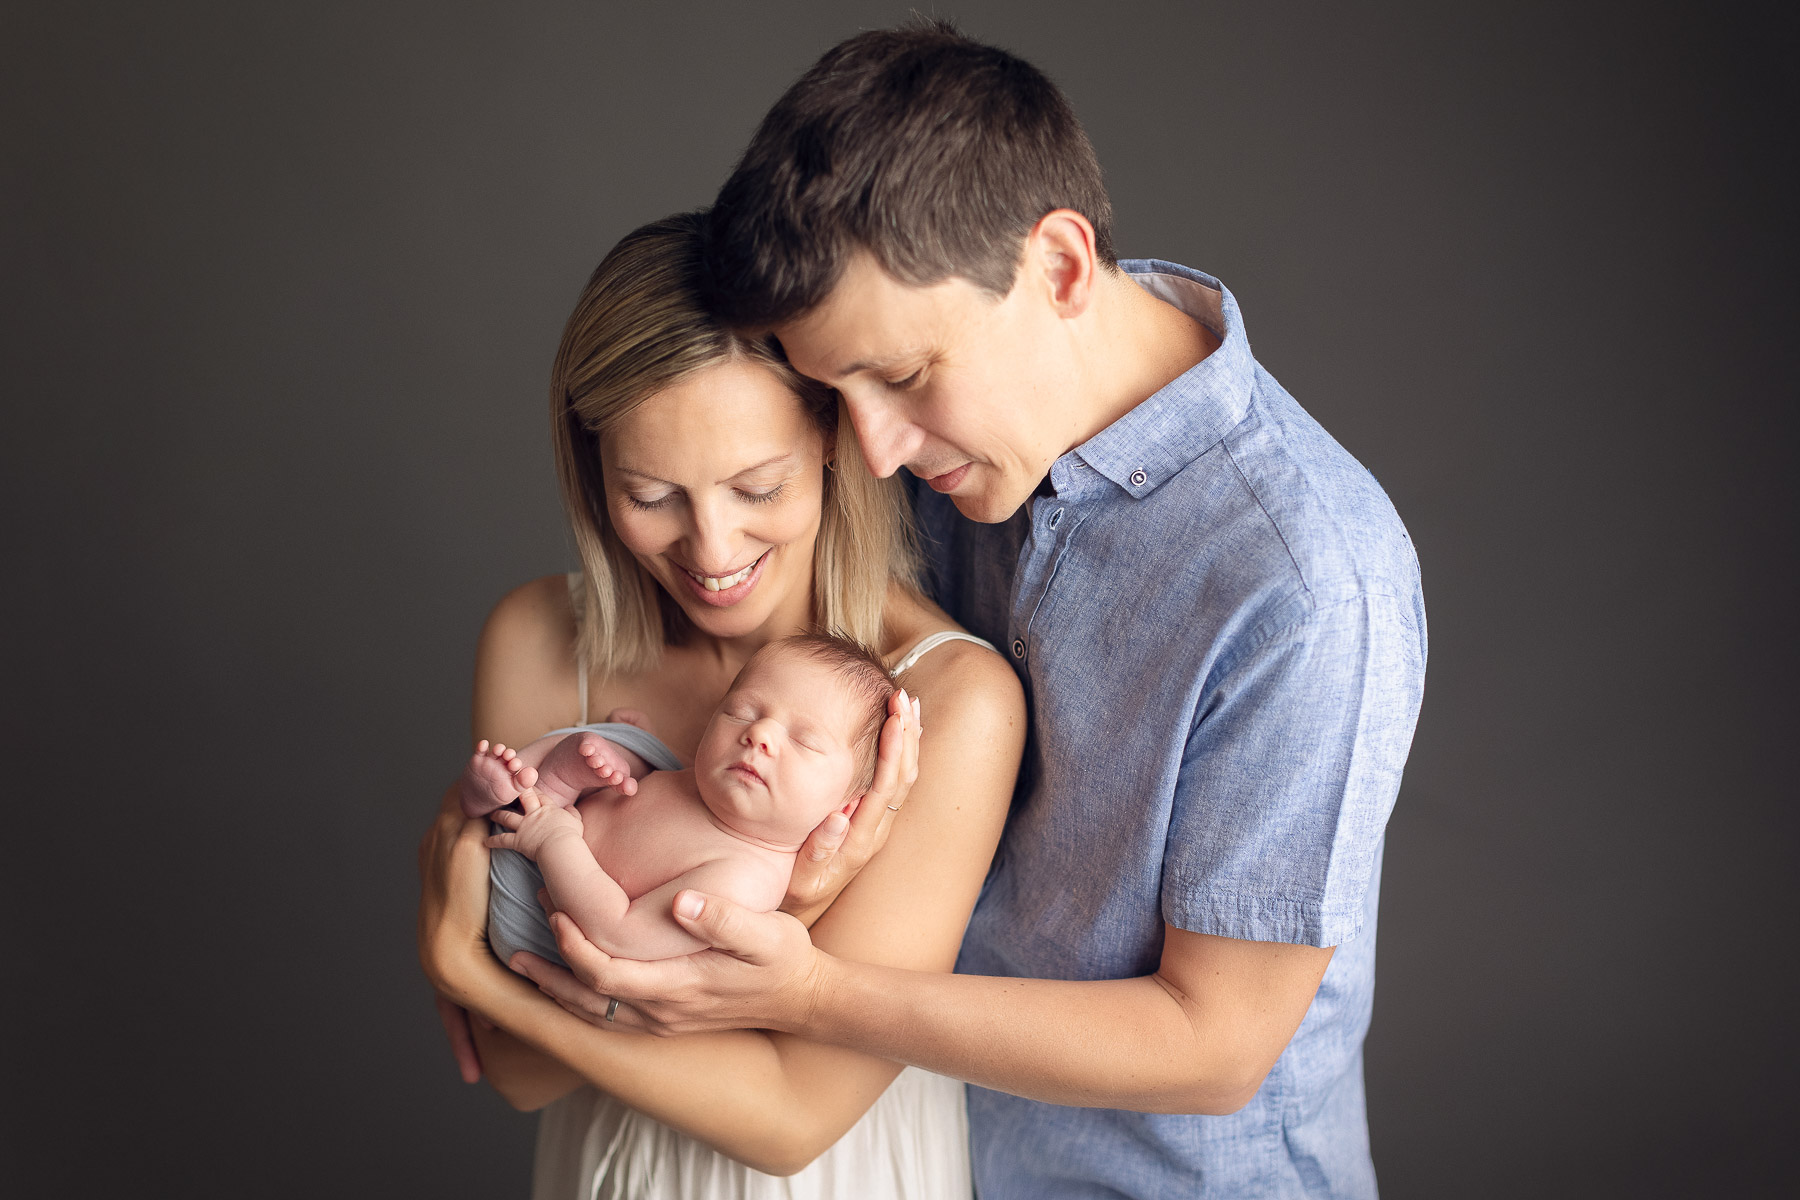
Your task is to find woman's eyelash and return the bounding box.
[625,494,673,511]
[739,485,785,505]
[884,369,924,391]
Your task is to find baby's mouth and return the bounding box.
[727,761,767,787]
[683,550,768,593]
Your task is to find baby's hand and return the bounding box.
[485,787,584,860]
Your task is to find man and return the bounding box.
[519,21,1426,1197]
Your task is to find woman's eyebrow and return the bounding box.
[611,455,797,488]
[721,453,797,483]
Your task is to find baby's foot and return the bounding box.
[576,733,638,796]
[459,739,539,818]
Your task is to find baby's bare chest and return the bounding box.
[575,782,772,900]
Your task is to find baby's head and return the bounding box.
[694,633,894,848]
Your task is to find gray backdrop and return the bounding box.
[4,1,1795,1195]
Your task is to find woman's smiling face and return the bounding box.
[600,357,827,643]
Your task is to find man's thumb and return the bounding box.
[672,890,743,946]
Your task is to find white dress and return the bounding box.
[531,628,993,1200]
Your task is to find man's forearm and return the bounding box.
[800,959,1263,1114]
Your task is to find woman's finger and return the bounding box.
[434,993,484,1083]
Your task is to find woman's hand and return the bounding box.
[781,688,922,926]
[512,893,829,1037]
[419,783,496,1025]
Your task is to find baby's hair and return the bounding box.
[764,632,895,793]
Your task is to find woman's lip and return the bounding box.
[924,463,972,493]
[678,549,771,608]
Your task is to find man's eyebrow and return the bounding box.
[830,349,925,378]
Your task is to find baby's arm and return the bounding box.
[485,802,767,961]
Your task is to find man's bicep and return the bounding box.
[1154,924,1334,1100]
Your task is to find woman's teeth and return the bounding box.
[688,557,759,592]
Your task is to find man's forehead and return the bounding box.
[775,253,965,379]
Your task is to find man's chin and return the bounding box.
[950,485,1028,524]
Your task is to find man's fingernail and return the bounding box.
[675,893,704,920]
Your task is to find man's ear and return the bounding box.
[1023,209,1100,319]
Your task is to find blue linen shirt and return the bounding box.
[917,261,1427,1199]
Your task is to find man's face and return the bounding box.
[773,252,1072,524]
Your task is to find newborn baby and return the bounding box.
[469,633,893,961]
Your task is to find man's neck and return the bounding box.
[1068,267,1220,450]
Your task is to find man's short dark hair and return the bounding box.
[704,18,1115,329]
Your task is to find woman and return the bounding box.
[417,211,1024,1198]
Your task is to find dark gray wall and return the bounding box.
[5,1,1794,1195]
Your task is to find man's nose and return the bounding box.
[844,394,917,479]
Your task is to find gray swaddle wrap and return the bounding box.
[486,722,684,968]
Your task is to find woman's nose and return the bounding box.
[686,496,742,572]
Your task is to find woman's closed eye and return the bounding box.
[882,368,925,392]
[624,491,676,511]
[737,484,785,505]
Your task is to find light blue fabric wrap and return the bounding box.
[916,261,1428,1199]
[486,723,684,969]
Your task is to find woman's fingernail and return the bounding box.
[675,893,704,920]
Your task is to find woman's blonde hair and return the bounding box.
[551,211,919,682]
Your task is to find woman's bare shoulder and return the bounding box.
[472,574,580,742]
[880,591,1022,737]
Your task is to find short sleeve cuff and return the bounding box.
[1163,888,1366,948]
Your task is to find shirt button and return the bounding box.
[1048,508,1063,529]
[1011,639,1025,659]
[1130,469,1148,487]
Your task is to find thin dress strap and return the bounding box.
[888,629,997,677]
[566,571,588,724]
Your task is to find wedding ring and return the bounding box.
[604,996,621,1022]
[885,804,901,811]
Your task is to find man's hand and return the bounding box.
[510,890,829,1037]
[782,688,922,926]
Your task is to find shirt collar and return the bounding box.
[1049,260,1257,501]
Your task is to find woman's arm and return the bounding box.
[429,643,1021,1171]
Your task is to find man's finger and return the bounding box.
[549,909,620,991]
[670,890,778,961]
